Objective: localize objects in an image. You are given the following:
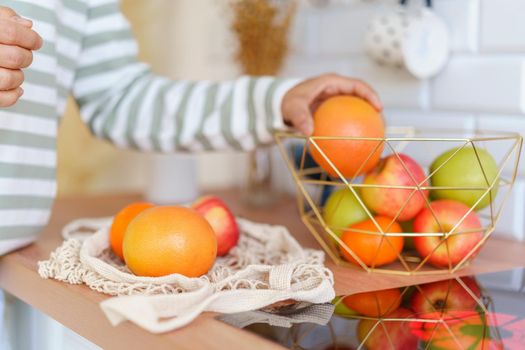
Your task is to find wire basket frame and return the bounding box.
[275,127,523,275]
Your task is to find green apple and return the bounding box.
[322,188,369,237]
[430,147,499,209]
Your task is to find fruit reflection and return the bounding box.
[332,296,359,317]
[330,277,504,349]
[357,308,418,350]
[409,310,504,350]
[410,277,482,315]
[342,288,402,318]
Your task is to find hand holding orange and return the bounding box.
[310,96,384,178]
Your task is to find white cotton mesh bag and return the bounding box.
[38,216,335,333]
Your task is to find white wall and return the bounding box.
[273,0,525,241]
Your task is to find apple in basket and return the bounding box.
[413,200,483,268]
[322,188,369,238]
[192,195,240,256]
[361,153,429,222]
[409,277,482,315]
[430,146,499,210]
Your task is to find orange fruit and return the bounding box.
[110,202,154,260]
[310,96,384,178]
[123,206,217,277]
[343,288,402,317]
[340,216,403,267]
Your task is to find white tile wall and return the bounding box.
[316,5,385,55]
[383,109,476,167]
[385,109,476,131]
[289,7,321,56]
[283,55,349,77]
[290,0,399,57]
[282,57,429,109]
[490,179,525,242]
[346,58,429,109]
[279,0,525,239]
[431,56,525,114]
[434,0,480,52]
[477,115,525,177]
[480,0,525,52]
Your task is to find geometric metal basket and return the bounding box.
[276,128,523,275]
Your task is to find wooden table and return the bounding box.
[1,190,525,350]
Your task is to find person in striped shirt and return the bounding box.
[0,1,382,255]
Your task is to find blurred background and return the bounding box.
[5,1,525,349]
[57,0,524,241]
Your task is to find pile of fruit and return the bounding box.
[332,278,503,349]
[108,196,239,277]
[309,96,499,269]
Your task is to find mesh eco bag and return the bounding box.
[38,216,335,333]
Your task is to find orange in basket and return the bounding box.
[340,216,404,267]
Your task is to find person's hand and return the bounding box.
[0,7,43,107]
[281,73,382,135]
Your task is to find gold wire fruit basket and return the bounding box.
[275,127,523,275]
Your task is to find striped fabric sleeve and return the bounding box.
[72,0,300,152]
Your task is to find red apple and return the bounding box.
[413,200,483,268]
[192,195,239,256]
[357,308,419,350]
[410,277,482,315]
[361,154,429,222]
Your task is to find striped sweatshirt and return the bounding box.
[0,0,298,255]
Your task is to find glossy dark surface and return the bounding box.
[217,268,525,349]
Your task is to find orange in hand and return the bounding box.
[109,202,154,260]
[123,206,217,277]
[340,216,403,267]
[310,96,384,178]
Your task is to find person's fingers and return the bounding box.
[303,76,381,113]
[0,68,23,90]
[10,16,33,28]
[0,7,17,19]
[0,7,32,27]
[0,18,42,50]
[319,76,382,111]
[0,44,33,69]
[349,79,382,111]
[285,100,314,136]
[282,74,383,135]
[0,87,23,107]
